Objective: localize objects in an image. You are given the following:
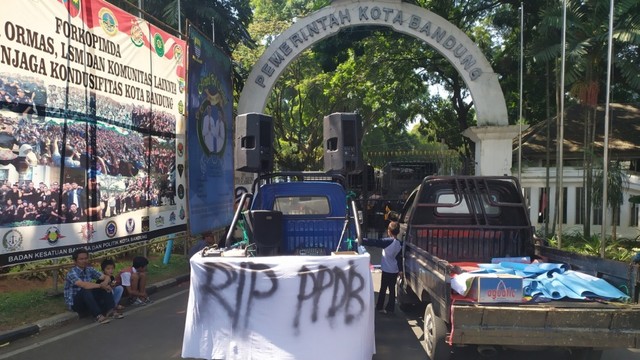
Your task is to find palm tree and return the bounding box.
[533,0,640,239]
[592,160,629,243]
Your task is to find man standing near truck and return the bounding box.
[359,221,403,314]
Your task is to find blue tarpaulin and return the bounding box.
[452,261,629,302]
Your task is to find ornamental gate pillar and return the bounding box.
[463,125,528,176]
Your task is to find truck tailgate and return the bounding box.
[451,301,640,348]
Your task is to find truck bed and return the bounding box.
[407,243,640,348]
[451,300,640,348]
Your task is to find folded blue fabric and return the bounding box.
[457,261,627,302]
[535,276,583,300]
[553,270,629,301]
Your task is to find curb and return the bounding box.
[0,274,190,346]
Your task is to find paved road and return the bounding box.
[0,273,638,360]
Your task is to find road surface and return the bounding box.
[0,272,638,359]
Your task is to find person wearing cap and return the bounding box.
[18,144,37,167]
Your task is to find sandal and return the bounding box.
[112,312,124,319]
[96,315,111,324]
[115,305,125,310]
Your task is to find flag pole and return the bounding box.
[177,0,182,35]
[518,3,524,182]
[557,0,567,248]
[600,0,614,258]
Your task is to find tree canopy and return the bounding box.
[129,0,640,173]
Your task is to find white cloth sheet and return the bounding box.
[182,253,376,360]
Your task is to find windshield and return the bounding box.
[273,196,330,215]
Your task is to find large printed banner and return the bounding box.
[0,0,187,266]
[186,24,234,235]
[182,254,376,360]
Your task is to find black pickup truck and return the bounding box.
[393,175,640,360]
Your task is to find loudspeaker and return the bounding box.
[323,112,362,173]
[235,113,274,173]
[243,210,283,256]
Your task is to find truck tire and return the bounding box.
[424,304,449,360]
[568,348,603,360]
[396,278,419,312]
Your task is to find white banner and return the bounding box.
[183,254,376,360]
[0,0,187,266]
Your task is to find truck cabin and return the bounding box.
[398,176,534,263]
[381,161,438,199]
[229,172,361,256]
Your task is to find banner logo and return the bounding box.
[62,0,82,17]
[105,221,118,238]
[125,218,136,234]
[98,8,118,36]
[193,36,202,60]
[155,215,165,227]
[178,164,184,177]
[41,227,65,246]
[154,33,165,57]
[173,44,183,62]
[130,19,144,47]
[2,230,23,252]
[178,184,184,199]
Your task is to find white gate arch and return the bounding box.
[238,0,520,175]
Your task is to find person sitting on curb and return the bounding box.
[100,258,125,314]
[118,256,152,305]
[64,248,122,324]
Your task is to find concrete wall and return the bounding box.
[519,167,640,239]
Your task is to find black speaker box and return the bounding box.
[235,113,274,173]
[323,112,363,173]
[243,210,283,256]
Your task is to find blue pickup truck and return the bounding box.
[225,172,362,256]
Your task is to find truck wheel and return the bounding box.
[424,304,449,360]
[396,278,418,312]
[568,348,603,360]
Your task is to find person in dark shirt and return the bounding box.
[23,202,37,221]
[14,199,25,220]
[84,170,102,221]
[3,199,15,224]
[47,198,64,224]
[66,203,82,223]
